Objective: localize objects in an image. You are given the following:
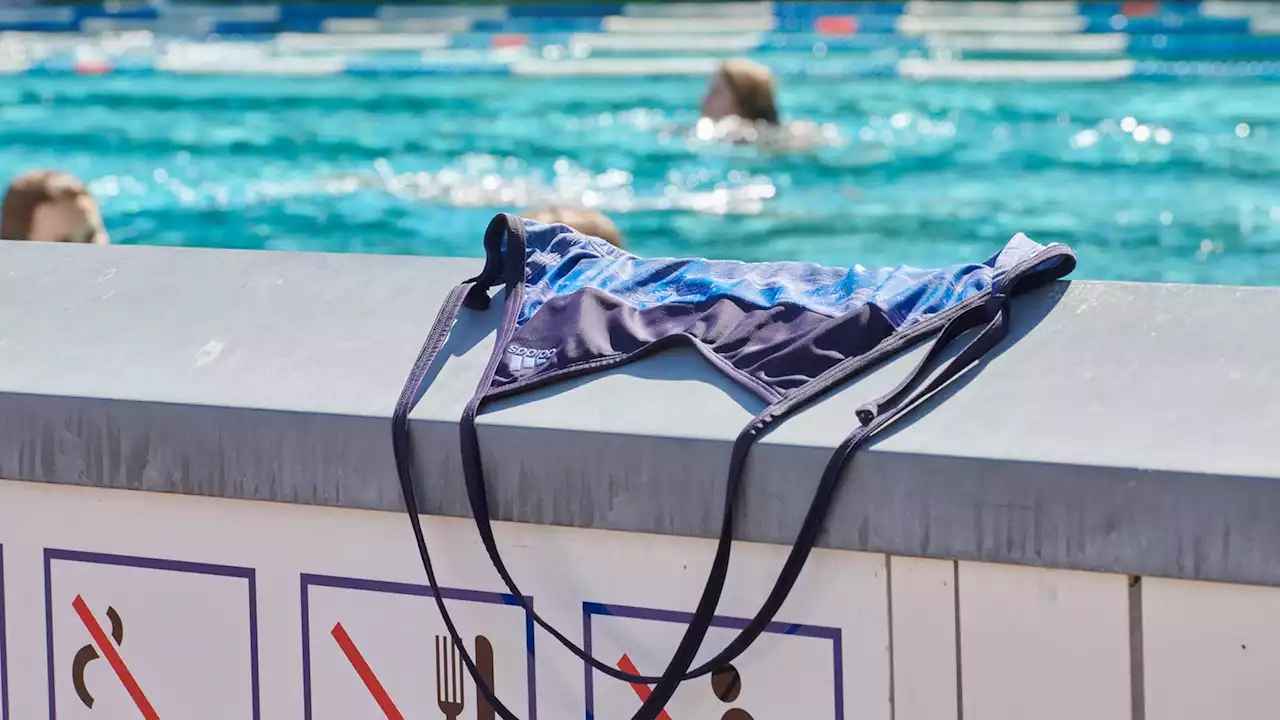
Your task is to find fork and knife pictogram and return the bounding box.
[436,634,496,720]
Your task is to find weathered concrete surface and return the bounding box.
[1,240,1277,585]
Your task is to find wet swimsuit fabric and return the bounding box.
[493,217,1072,402]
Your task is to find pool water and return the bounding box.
[2,72,1277,285]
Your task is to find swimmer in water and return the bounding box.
[527,206,625,248]
[1,170,109,244]
[701,58,780,127]
[697,58,837,150]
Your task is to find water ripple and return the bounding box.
[0,73,1276,286]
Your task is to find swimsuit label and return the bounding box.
[506,345,557,373]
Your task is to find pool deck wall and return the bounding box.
[1,239,1276,588]
[5,239,1280,719]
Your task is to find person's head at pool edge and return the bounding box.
[527,206,624,249]
[2,170,109,244]
[701,59,779,126]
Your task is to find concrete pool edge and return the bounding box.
[2,240,1277,587]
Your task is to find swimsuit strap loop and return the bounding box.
[855,301,990,426]
[464,213,527,310]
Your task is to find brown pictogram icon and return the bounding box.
[71,605,123,708]
[711,664,754,720]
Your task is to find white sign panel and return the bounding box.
[301,573,535,720]
[584,602,844,720]
[44,549,259,720]
[0,478,890,719]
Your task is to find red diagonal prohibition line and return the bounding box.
[331,622,406,720]
[617,653,674,720]
[71,594,159,720]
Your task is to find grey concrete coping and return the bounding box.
[1,240,1277,587]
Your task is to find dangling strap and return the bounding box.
[651,299,1015,673]
[392,215,536,720]
[607,296,1015,715]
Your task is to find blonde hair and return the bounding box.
[719,59,779,126]
[2,170,91,241]
[527,206,624,248]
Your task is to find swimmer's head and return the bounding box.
[1,170,108,244]
[701,58,779,126]
[527,206,625,249]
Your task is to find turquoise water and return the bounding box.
[2,73,1277,285]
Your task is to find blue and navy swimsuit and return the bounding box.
[393,213,1076,720]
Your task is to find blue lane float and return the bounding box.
[3,0,1280,79]
[11,54,1280,81]
[0,1,1277,38]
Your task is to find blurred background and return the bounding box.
[0,0,1277,284]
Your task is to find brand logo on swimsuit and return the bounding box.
[506,345,557,373]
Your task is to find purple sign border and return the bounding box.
[581,601,844,720]
[42,548,261,720]
[1,544,8,720]
[299,573,538,720]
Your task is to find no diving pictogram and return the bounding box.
[70,604,123,709]
[70,596,158,719]
[45,549,260,720]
